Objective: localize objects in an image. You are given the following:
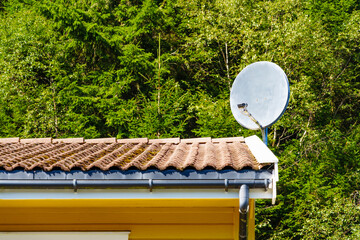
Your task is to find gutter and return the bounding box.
[0,179,269,191]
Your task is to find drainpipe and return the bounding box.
[239,184,249,240]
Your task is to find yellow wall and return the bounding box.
[0,199,241,240]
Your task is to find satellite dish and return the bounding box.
[230,61,289,134]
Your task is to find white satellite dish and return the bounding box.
[230,61,289,143]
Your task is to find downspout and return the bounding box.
[239,184,249,240]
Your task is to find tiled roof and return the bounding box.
[0,137,264,172]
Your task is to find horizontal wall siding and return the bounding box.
[0,207,236,225]
[0,199,239,240]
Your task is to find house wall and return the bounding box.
[0,199,243,240]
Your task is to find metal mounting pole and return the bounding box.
[261,127,268,146]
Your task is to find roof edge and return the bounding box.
[0,169,273,180]
[245,135,278,163]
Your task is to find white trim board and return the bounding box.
[0,232,130,240]
[0,188,274,200]
[245,135,278,163]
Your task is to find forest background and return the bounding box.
[0,0,359,239]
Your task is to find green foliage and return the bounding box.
[0,0,359,239]
[300,195,360,239]
[189,92,249,138]
[0,4,60,137]
[305,0,359,34]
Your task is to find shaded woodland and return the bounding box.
[0,0,359,239]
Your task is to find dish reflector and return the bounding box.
[230,61,289,130]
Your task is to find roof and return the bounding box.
[0,136,268,172]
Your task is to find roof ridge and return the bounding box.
[84,138,117,143]
[0,136,245,144]
[53,138,84,143]
[0,137,20,143]
[20,138,52,144]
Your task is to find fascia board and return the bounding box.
[0,188,274,200]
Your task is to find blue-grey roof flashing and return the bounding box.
[0,169,273,180]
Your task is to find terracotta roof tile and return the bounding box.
[212,137,245,143]
[181,137,211,143]
[20,138,52,144]
[84,138,117,143]
[0,137,265,171]
[52,138,84,143]
[117,138,148,143]
[148,138,180,144]
[0,137,20,143]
